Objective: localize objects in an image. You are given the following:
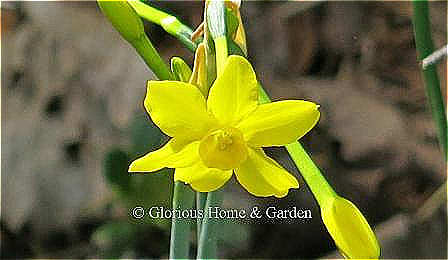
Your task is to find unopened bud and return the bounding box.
[97,0,145,43]
[321,196,380,259]
[171,57,192,83]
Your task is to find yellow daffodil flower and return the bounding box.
[129,55,320,197]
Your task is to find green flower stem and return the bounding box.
[284,143,337,205]
[169,61,195,260]
[196,192,207,240]
[97,0,173,80]
[169,181,195,259]
[132,35,174,80]
[197,190,222,260]
[258,86,337,206]
[412,0,447,157]
[128,0,197,52]
[197,2,228,258]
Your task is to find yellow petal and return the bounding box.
[237,100,320,147]
[174,161,232,192]
[207,55,258,126]
[129,140,199,172]
[321,196,380,259]
[145,81,216,141]
[234,148,299,198]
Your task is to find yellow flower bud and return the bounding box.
[321,196,380,259]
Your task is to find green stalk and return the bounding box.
[197,190,222,260]
[132,35,174,80]
[168,58,196,260]
[412,0,447,158]
[196,1,228,259]
[259,85,382,259]
[97,0,173,80]
[196,192,207,241]
[128,0,198,52]
[284,143,337,205]
[285,141,337,204]
[258,87,337,205]
[169,181,195,259]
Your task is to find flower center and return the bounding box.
[199,127,248,170]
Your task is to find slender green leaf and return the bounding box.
[197,190,222,260]
[169,182,195,259]
[412,0,447,157]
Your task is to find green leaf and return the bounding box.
[128,0,197,52]
[412,0,447,157]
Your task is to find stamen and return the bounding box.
[217,130,233,150]
[199,127,248,170]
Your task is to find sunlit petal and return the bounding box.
[174,161,232,192]
[145,81,216,141]
[129,140,199,172]
[234,148,299,197]
[237,100,320,147]
[207,55,258,126]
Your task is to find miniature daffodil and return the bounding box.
[129,55,320,197]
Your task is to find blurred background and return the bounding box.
[1,1,446,259]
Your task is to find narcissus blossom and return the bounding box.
[129,55,320,197]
